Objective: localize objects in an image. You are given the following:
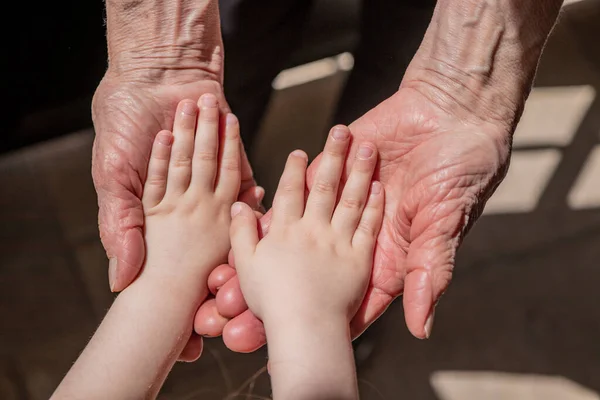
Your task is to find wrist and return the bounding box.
[104,0,224,85]
[130,263,211,311]
[264,314,357,400]
[402,0,563,132]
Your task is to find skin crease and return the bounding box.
[197,0,564,351]
[205,90,509,352]
[96,0,563,358]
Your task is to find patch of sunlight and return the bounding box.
[568,144,600,209]
[513,85,595,148]
[272,53,354,90]
[563,0,589,5]
[431,371,600,400]
[484,149,562,215]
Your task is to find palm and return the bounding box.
[342,87,510,337]
[92,78,229,288]
[203,86,512,350]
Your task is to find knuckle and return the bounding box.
[279,180,299,193]
[194,151,217,162]
[152,150,170,162]
[313,180,336,194]
[220,158,240,172]
[341,197,363,210]
[356,221,376,237]
[145,175,166,187]
[172,155,193,168]
[325,147,344,158]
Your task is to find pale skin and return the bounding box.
[93,0,565,358]
[53,94,242,398]
[230,127,384,400]
[53,97,381,399]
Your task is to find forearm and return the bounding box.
[52,271,207,399]
[265,315,358,400]
[104,0,224,83]
[403,0,564,131]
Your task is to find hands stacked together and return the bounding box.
[91,0,563,363]
[92,66,511,361]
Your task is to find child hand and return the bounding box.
[229,126,384,327]
[140,95,241,295]
[53,95,243,400]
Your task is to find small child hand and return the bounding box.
[229,126,384,327]
[140,95,241,295]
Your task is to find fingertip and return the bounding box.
[178,334,204,362]
[403,269,434,340]
[194,298,229,337]
[356,143,375,160]
[290,149,308,161]
[255,186,265,204]
[111,228,145,292]
[215,276,247,318]
[226,113,239,126]
[231,202,248,218]
[155,130,173,146]
[222,310,267,353]
[200,93,218,108]
[370,181,383,196]
[331,125,350,141]
[207,264,237,295]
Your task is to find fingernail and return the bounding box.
[156,131,173,146]
[290,150,308,160]
[424,310,435,339]
[181,101,198,116]
[108,258,118,292]
[226,113,238,125]
[357,144,374,159]
[371,181,382,195]
[331,126,350,141]
[231,202,243,217]
[201,94,217,108]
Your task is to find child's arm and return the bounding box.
[52,273,206,399]
[52,95,242,399]
[265,313,357,399]
[230,126,384,400]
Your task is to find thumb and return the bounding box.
[403,225,456,340]
[230,202,259,266]
[98,192,145,292]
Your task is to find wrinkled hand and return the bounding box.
[196,83,511,350]
[92,76,261,361]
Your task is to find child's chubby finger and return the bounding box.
[271,150,308,226]
[229,202,260,263]
[167,100,198,195]
[192,93,220,190]
[352,181,385,249]
[331,142,378,236]
[143,130,174,209]
[304,125,351,221]
[215,113,242,201]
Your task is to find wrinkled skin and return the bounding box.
[201,83,511,351]
[92,72,512,358]
[92,76,260,361]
